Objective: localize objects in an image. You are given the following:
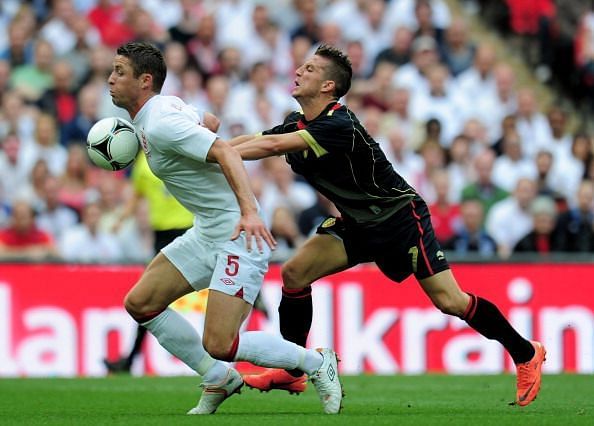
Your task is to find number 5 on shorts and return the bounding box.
[225,254,240,276]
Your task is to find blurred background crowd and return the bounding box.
[2,0,594,264]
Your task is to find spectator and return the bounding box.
[553,180,594,252]
[475,64,518,145]
[0,199,57,260]
[392,35,440,98]
[443,198,497,257]
[20,159,52,212]
[513,195,560,255]
[486,177,537,258]
[36,176,79,240]
[39,0,100,57]
[409,63,465,146]
[213,46,243,88]
[291,0,321,44]
[412,0,445,49]
[461,149,508,214]
[515,88,550,159]
[37,61,79,146]
[380,86,422,149]
[0,90,37,144]
[360,61,397,111]
[129,7,169,50]
[380,126,424,185]
[0,11,35,67]
[373,25,413,71]
[456,43,497,104]
[0,132,30,207]
[440,17,475,77]
[160,41,191,97]
[446,134,473,202]
[9,39,55,103]
[21,113,68,177]
[60,83,101,146]
[492,130,536,192]
[59,200,122,263]
[186,13,219,76]
[428,169,461,244]
[58,144,92,215]
[533,149,567,210]
[87,0,135,48]
[409,140,446,203]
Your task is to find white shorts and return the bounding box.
[161,226,270,305]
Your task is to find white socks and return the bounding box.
[142,310,323,380]
[235,331,323,375]
[141,308,222,380]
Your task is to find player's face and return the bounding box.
[293,55,330,99]
[107,55,142,111]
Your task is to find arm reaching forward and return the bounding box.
[206,139,276,252]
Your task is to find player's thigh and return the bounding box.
[282,234,350,288]
[126,252,194,316]
[418,269,470,316]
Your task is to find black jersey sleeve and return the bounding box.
[261,111,301,135]
[296,112,354,157]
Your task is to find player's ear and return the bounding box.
[139,73,153,90]
[321,80,335,96]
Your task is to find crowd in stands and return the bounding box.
[1,0,594,264]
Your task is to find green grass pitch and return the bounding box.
[0,374,592,425]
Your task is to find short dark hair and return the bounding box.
[314,44,352,99]
[117,42,167,93]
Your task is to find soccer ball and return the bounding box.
[86,117,139,171]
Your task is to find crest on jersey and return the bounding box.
[321,217,336,228]
[139,130,151,158]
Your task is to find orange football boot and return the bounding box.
[243,368,307,394]
[515,341,546,406]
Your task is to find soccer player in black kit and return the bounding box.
[231,44,545,407]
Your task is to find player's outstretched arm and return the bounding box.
[206,139,277,252]
[234,133,309,160]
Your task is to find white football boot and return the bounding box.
[187,368,243,415]
[310,348,343,414]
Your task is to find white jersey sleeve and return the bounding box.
[150,102,217,162]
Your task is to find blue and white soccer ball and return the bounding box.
[86,117,139,171]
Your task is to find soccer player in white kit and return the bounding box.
[107,41,343,415]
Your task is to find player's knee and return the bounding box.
[432,295,465,316]
[281,262,307,289]
[203,333,237,361]
[124,291,153,322]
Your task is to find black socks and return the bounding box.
[463,294,535,364]
[278,286,313,377]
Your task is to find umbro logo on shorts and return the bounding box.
[220,278,235,285]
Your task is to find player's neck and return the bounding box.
[128,92,157,120]
[299,96,337,121]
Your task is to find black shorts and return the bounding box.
[316,198,450,283]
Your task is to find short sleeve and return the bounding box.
[151,112,217,162]
[296,113,354,157]
[261,111,301,135]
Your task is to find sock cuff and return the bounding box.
[282,286,312,298]
[197,353,217,375]
[462,293,478,321]
[139,308,166,326]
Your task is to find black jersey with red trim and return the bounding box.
[261,101,417,227]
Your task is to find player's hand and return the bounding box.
[231,212,277,253]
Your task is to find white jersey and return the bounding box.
[133,95,240,241]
